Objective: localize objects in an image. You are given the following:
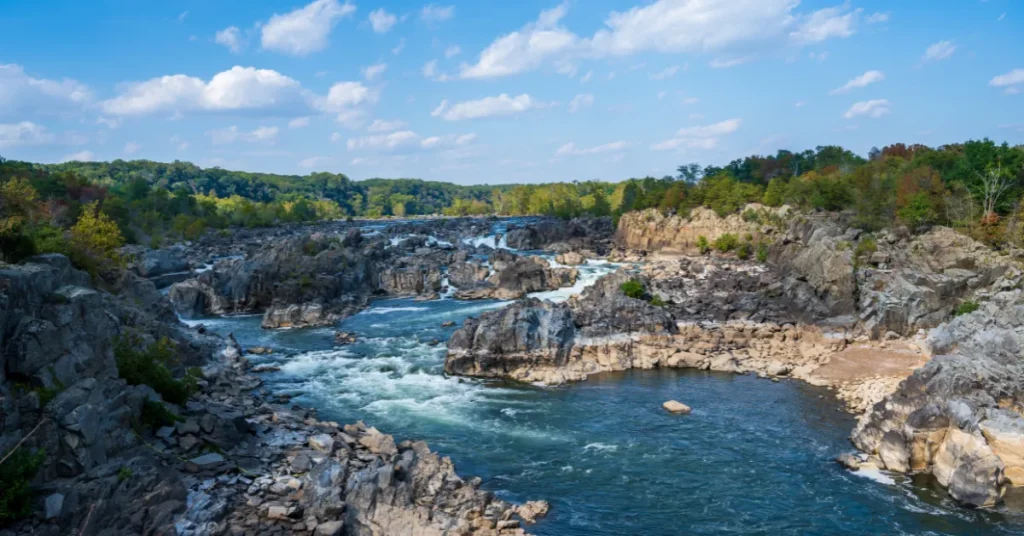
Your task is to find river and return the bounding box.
[184,230,1024,535]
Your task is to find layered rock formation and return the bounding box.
[453,253,577,300]
[615,206,781,252]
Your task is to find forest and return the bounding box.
[1,138,1023,274]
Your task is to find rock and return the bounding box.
[177,419,200,435]
[663,400,692,414]
[315,520,344,535]
[136,248,189,278]
[357,428,397,457]
[44,493,64,520]
[187,453,226,472]
[515,500,549,523]
[334,331,357,345]
[555,251,585,265]
[878,430,910,472]
[308,433,335,454]
[247,347,273,355]
[440,320,456,328]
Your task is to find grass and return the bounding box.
[953,301,980,317]
[0,447,45,526]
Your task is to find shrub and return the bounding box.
[696,235,710,255]
[854,237,877,263]
[712,233,738,253]
[741,209,761,223]
[620,279,646,299]
[756,242,769,263]
[140,400,183,429]
[69,202,125,276]
[953,301,980,317]
[736,242,753,260]
[114,334,197,406]
[649,295,667,307]
[0,447,46,525]
[117,467,133,482]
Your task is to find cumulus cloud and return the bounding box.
[123,141,141,155]
[420,133,477,149]
[445,45,461,58]
[208,125,280,144]
[648,66,679,80]
[299,156,334,169]
[843,99,891,119]
[261,0,356,56]
[830,70,884,95]
[0,64,91,118]
[368,8,397,34]
[460,1,861,79]
[431,94,545,121]
[709,57,749,69]
[61,150,95,162]
[990,68,1024,94]
[215,26,244,54]
[346,130,419,150]
[288,116,311,129]
[367,119,408,132]
[362,63,388,81]
[568,93,594,113]
[309,81,379,123]
[651,118,741,151]
[0,121,54,147]
[555,141,628,156]
[922,40,956,62]
[101,66,307,116]
[420,4,455,23]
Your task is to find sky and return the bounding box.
[0,0,1022,185]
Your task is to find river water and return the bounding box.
[186,234,1024,535]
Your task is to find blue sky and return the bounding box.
[0,0,1021,184]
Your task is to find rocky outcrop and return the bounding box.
[505,216,614,252]
[615,206,782,252]
[849,278,1024,507]
[1,255,544,535]
[447,270,843,384]
[454,254,577,300]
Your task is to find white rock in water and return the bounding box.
[663,400,692,414]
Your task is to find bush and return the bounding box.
[953,301,980,317]
[114,334,197,406]
[69,202,125,276]
[140,400,183,429]
[712,233,738,253]
[741,209,761,223]
[649,295,666,307]
[736,242,753,260]
[620,279,646,299]
[854,237,877,264]
[756,242,769,263]
[696,235,710,255]
[0,447,45,525]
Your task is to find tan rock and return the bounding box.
[663,400,692,414]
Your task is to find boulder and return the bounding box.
[662,400,692,414]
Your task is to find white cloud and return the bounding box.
[421,133,477,149]
[830,70,885,95]
[422,59,450,81]
[866,12,889,24]
[314,81,378,113]
[568,93,595,113]
[208,125,280,144]
[808,51,829,62]
[347,130,419,150]
[392,39,406,55]
[96,117,121,129]
[123,141,141,155]
[362,62,388,81]
[709,57,749,69]
[683,97,699,104]
[431,93,545,121]
[445,45,462,58]
[843,99,891,119]
[367,119,408,132]
[261,0,356,56]
[420,4,455,23]
[794,101,805,108]
[0,121,54,147]
[462,2,861,79]
[215,26,244,54]
[170,136,190,151]
[648,66,679,80]
[101,66,307,116]
[335,109,370,128]
[178,11,189,22]
[460,3,577,79]
[0,64,91,118]
[990,68,1024,93]
[922,40,956,62]
[789,5,860,44]
[580,70,593,84]
[61,150,95,162]
[289,116,311,129]
[651,118,741,151]
[556,141,628,156]
[368,8,398,34]
[330,132,342,142]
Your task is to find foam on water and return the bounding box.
[359,306,430,315]
[529,259,618,303]
[462,234,510,250]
